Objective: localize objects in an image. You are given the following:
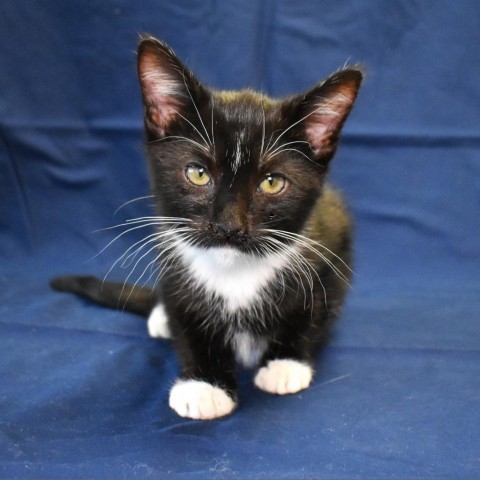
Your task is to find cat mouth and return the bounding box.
[190,230,259,254]
[202,235,252,252]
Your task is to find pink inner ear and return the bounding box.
[304,87,356,153]
[146,99,182,131]
[305,121,331,152]
[139,54,185,132]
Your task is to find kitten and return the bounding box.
[52,36,362,420]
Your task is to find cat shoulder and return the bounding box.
[305,184,353,247]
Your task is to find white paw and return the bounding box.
[147,304,171,339]
[254,359,313,395]
[169,379,236,420]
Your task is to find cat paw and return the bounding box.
[147,304,171,339]
[254,359,313,395]
[169,379,236,420]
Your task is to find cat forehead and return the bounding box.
[209,91,287,171]
[213,89,278,124]
[214,89,276,108]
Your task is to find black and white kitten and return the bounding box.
[52,36,362,420]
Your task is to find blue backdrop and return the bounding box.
[1,1,479,478]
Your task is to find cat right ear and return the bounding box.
[137,37,206,137]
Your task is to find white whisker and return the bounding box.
[121,228,191,268]
[148,135,210,154]
[260,104,266,156]
[210,101,216,156]
[262,237,313,310]
[264,99,342,157]
[103,227,190,288]
[181,76,212,147]
[263,229,350,285]
[268,147,317,165]
[177,112,211,151]
[263,236,328,312]
[113,195,154,217]
[91,222,167,260]
[267,140,311,158]
[266,229,352,273]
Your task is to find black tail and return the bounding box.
[50,275,153,316]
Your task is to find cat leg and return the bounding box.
[255,274,343,395]
[147,303,171,339]
[169,332,238,420]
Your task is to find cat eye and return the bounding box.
[258,174,287,195]
[185,165,212,186]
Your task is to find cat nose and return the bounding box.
[210,223,240,238]
[213,202,248,235]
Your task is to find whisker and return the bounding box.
[265,230,350,285]
[148,242,184,288]
[284,236,348,285]
[177,112,211,151]
[264,100,341,156]
[260,103,266,156]
[127,238,180,294]
[147,135,210,154]
[91,222,167,260]
[104,232,161,283]
[268,147,318,165]
[121,227,192,268]
[264,237,314,307]
[102,227,191,288]
[113,195,154,217]
[265,229,352,273]
[263,236,327,312]
[152,234,196,289]
[267,140,311,158]
[96,216,191,232]
[124,216,191,224]
[181,75,212,147]
[210,100,215,156]
[118,233,184,305]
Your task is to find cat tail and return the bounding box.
[50,275,153,316]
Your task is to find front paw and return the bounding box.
[169,379,236,420]
[254,359,313,395]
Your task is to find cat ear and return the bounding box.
[137,37,207,137]
[297,68,363,159]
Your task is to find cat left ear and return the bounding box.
[137,36,208,138]
[298,68,363,159]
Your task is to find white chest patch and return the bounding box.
[177,243,288,312]
[233,332,267,368]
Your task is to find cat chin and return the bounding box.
[196,246,246,268]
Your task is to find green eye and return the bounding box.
[185,165,211,186]
[259,174,287,195]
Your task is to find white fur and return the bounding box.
[232,130,246,173]
[233,332,267,368]
[254,359,313,395]
[169,379,236,420]
[147,304,171,339]
[178,243,289,313]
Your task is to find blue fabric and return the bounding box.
[1,1,479,478]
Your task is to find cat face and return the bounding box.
[137,37,362,254]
